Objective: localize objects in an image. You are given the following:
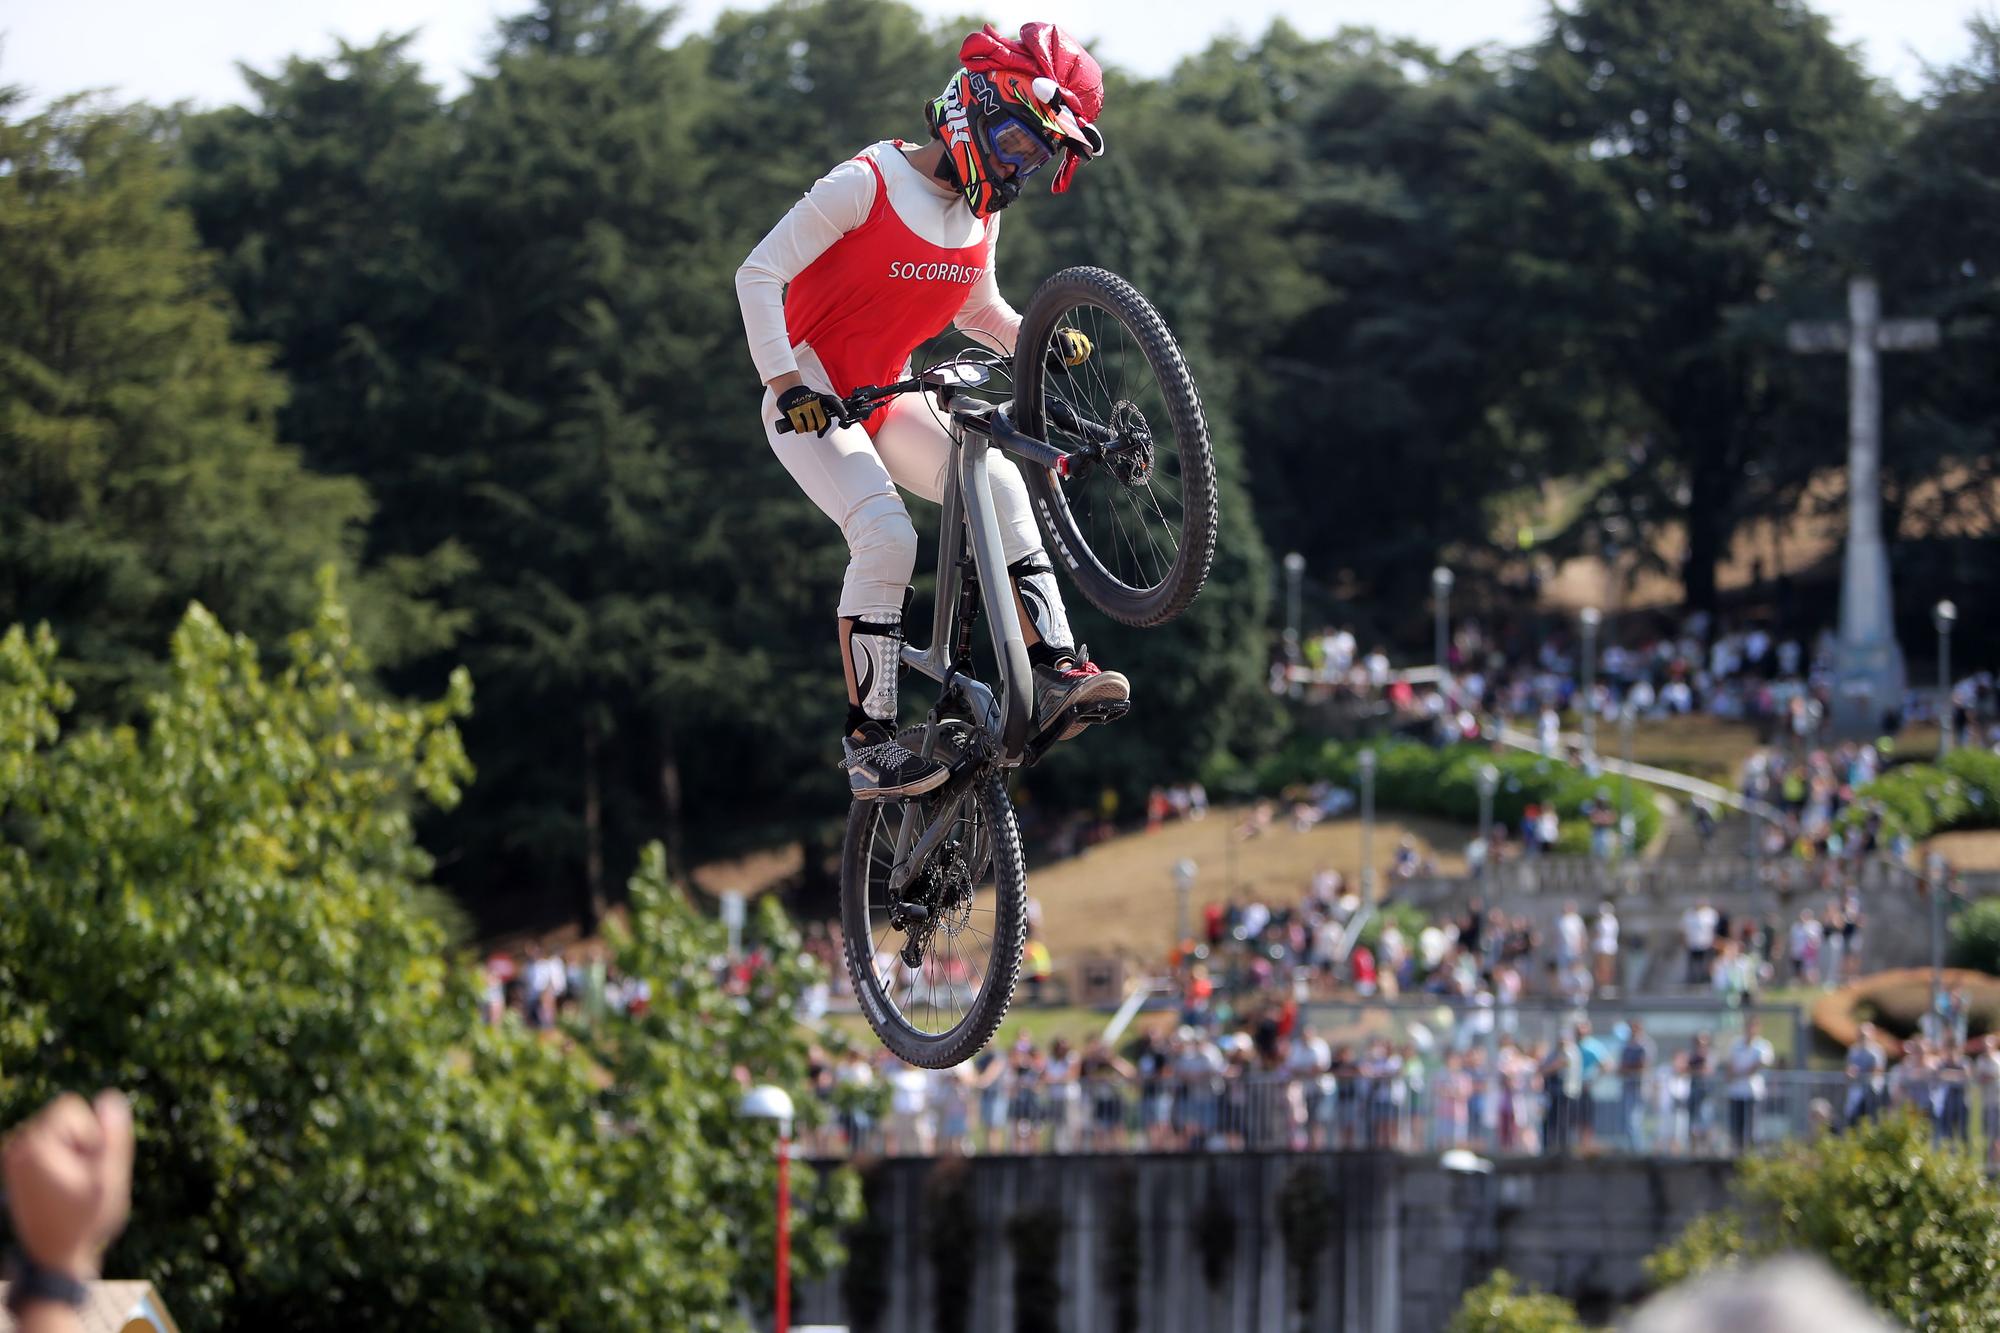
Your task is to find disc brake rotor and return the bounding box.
[898,842,972,969]
[1106,400,1155,486]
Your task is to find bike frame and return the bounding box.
[884,392,1067,893]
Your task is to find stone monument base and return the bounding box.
[1829,636,1907,740]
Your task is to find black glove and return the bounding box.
[1045,327,1093,374]
[777,384,842,436]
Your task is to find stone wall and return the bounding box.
[794,1152,1735,1332]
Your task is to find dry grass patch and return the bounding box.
[1026,807,1472,968]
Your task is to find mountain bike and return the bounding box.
[780,266,1216,1067]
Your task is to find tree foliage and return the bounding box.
[0,584,853,1331]
[0,100,381,708]
[1447,1269,1590,1333]
[1647,1110,2000,1330]
[1483,0,1884,615]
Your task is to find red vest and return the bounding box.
[783,150,991,435]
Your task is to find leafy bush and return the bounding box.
[1357,901,1432,952]
[1950,900,2000,976]
[0,588,856,1331]
[1243,739,1662,854]
[1841,754,2000,842]
[1447,1270,1589,1332]
[1942,749,2000,829]
[1647,1110,2000,1330]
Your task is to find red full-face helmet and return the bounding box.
[925,24,1107,218]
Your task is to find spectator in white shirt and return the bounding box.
[1682,899,1719,984]
[1788,909,1823,984]
[1594,901,1620,991]
[1556,900,1586,969]
[1536,805,1561,853]
[1726,1017,1775,1153]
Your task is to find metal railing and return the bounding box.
[1398,853,1923,903]
[802,1069,2000,1162]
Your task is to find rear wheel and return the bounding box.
[1014,265,1217,628]
[841,743,1026,1069]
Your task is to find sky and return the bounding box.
[3,0,1988,114]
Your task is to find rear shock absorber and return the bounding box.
[951,553,981,674]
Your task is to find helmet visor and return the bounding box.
[987,116,1055,180]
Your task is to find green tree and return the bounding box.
[0,583,854,1331]
[1647,1110,2000,1330]
[0,98,380,707]
[1480,0,1887,617]
[1113,27,1588,619]
[177,36,474,664]
[1447,1270,1589,1333]
[419,0,760,926]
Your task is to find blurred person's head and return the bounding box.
[1624,1257,1892,1333]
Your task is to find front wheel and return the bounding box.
[1014,265,1218,628]
[841,760,1026,1068]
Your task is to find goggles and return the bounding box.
[986,116,1056,180]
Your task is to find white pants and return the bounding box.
[762,383,1048,621]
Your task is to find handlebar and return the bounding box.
[773,355,1110,482]
[773,375,924,435]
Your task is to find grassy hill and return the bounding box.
[1027,807,1473,969]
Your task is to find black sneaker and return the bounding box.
[1032,650,1132,743]
[841,721,950,801]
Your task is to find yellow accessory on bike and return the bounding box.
[1052,327,1092,368]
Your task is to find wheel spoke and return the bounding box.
[846,755,1023,1056]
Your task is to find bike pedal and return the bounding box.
[1072,699,1132,724]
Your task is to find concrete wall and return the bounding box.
[795,1152,1735,1333]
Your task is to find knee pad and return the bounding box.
[841,493,918,616]
[1008,556,1074,655]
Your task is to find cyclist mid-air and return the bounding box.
[736,21,1129,801]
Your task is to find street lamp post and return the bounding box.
[1579,607,1601,763]
[1174,858,1198,951]
[1284,551,1306,652]
[1618,701,1635,857]
[1928,852,1949,1031]
[1359,748,1378,904]
[1432,566,1455,697]
[1477,764,1499,889]
[1748,807,1763,934]
[738,1086,797,1333]
[1936,600,1957,759]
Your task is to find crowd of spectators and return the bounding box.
[1840,1020,2000,1161]
[1169,871,1629,1018]
[802,1006,1838,1161]
[480,940,654,1028]
[1282,614,2000,752]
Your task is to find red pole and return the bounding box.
[775,1129,791,1333]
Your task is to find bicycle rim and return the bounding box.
[1016,266,1217,628]
[842,764,1026,1068]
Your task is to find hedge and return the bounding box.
[1839,747,2000,844]
[1207,738,1663,856]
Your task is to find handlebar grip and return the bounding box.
[775,416,796,435]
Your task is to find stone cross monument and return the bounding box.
[1787,276,1940,738]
